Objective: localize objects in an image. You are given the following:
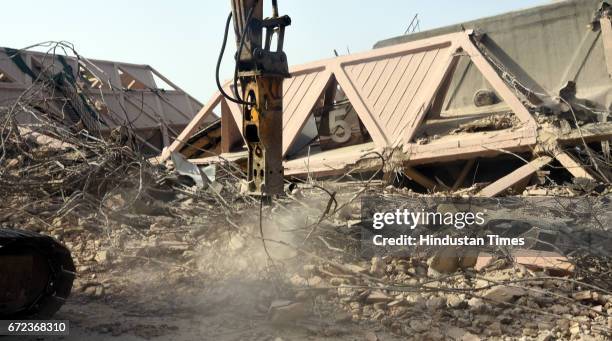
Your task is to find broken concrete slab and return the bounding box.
[268,300,308,324]
[427,247,461,275]
[365,291,393,304]
[572,290,594,301]
[554,150,597,181]
[171,152,212,188]
[483,285,526,303]
[474,250,574,274]
[513,251,575,274]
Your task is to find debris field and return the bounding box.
[1,0,612,340]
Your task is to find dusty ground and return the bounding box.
[46,278,400,341]
[8,229,402,341]
[6,189,612,341]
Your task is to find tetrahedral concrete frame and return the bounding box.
[161,30,537,162]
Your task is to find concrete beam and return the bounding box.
[557,122,612,144]
[601,16,612,78]
[478,156,553,197]
[451,159,476,191]
[554,150,596,180]
[403,167,450,192]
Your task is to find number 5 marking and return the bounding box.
[328,110,351,143]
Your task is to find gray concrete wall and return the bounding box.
[375,0,611,116]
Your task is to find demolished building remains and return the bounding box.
[0,46,212,154]
[160,0,612,196]
[1,0,611,339]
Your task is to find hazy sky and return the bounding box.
[2,0,551,102]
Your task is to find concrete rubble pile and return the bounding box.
[0,0,611,339]
[2,120,611,339]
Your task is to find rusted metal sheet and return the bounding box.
[0,47,208,153]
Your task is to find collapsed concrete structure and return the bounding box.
[0,47,211,154]
[0,2,611,339]
[376,0,612,113]
[164,0,611,196]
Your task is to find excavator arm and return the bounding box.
[228,0,291,196]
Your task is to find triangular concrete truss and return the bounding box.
[161,31,538,165]
[162,31,538,166]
